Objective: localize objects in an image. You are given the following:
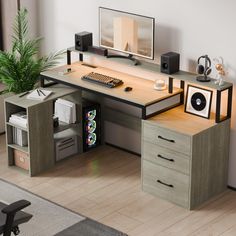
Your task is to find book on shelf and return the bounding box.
[12,127,28,147]
[54,98,76,124]
[27,89,53,101]
[9,111,27,129]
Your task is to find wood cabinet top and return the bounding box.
[4,85,78,108]
[144,106,224,135]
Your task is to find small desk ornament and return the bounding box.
[213,57,227,86]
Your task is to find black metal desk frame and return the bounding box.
[40,47,233,123]
[40,49,184,119]
[168,77,233,123]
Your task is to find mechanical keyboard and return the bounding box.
[81,72,124,88]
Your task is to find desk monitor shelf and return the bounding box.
[65,46,233,123]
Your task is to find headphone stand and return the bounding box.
[196,75,211,82]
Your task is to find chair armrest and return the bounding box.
[1,200,31,215]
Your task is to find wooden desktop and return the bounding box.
[40,61,183,119]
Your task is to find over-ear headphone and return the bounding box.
[196,55,212,76]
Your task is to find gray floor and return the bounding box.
[0,179,85,236]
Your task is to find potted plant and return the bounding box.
[0,8,63,94]
[0,8,63,132]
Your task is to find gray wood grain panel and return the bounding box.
[27,101,54,176]
[142,141,190,175]
[142,160,190,208]
[104,107,141,132]
[142,122,191,155]
[190,119,230,209]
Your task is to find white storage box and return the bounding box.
[55,135,78,161]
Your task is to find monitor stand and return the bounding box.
[106,53,140,66]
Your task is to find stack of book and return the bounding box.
[54,99,76,124]
[13,127,28,147]
[9,111,27,129]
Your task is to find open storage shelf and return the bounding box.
[4,84,83,176]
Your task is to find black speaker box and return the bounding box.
[88,46,108,56]
[75,32,93,51]
[161,52,180,74]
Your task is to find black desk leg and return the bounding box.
[215,90,221,123]
[67,50,71,65]
[39,77,45,87]
[215,86,233,123]
[168,77,173,93]
[227,86,233,119]
[79,53,83,62]
[180,80,185,104]
[142,107,146,120]
[39,75,57,88]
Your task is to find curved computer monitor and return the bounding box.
[99,7,155,60]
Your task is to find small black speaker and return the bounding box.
[161,52,180,74]
[75,32,93,51]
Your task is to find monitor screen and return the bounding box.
[99,7,155,60]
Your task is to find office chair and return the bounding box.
[0,200,32,236]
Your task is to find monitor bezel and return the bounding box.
[99,7,155,60]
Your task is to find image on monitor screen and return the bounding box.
[99,7,155,60]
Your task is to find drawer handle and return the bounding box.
[157,154,174,162]
[157,179,174,188]
[158,135,175,143]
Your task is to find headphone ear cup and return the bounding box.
[205,68,212,75]
[196,65,205,74]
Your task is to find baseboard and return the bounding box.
[228,185,236,191]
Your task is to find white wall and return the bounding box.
[1,0,17,50]
[2,0,38,50]
[23,0,236,186]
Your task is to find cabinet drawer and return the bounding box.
[142,142,190,175]
[142,160,189,208]
[142,122,191,155]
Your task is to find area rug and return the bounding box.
[0,179,127,236]
[55,218,128,236]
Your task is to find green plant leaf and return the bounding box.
[0,7,64,94]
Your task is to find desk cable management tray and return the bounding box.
[81,72,124,88]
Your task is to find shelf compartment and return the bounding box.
[13,149,30,171]
[6,122,28,132]
[54,121,80,134]
[8,144,29,154]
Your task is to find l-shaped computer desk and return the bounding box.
[38,47,233,209]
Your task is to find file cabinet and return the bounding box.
[142,106,230,209]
